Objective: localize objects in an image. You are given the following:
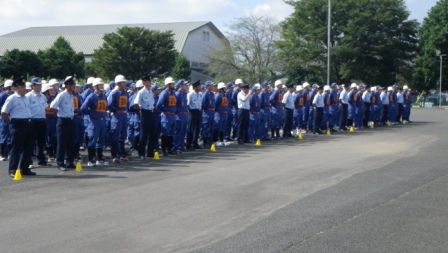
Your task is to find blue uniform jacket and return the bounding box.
[81,92,108,119]
[156,90,177,113]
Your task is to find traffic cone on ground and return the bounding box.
[326,129,331,136]
[402,120,407,125]
[255,139,261,146]
[370,123,374,129]
[387,121,391,127]
[298,133,303,140]
[210,144,216,152]
[349,126,355,132]
[13,169,22,181]
[153,152,160,160]
[75,161,83,172]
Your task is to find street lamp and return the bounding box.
[327,0,331,86]
[436,50,446,107]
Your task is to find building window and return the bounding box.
[203,31,210,42]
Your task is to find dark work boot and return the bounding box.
[161,137,168,157]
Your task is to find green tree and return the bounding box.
[208,15,282,84]
[413,0,448,92]
[92,26,177,81]
[0,49,43,79]
[37,36,85,79]
[278,0,418,85]
[172,53,191,80]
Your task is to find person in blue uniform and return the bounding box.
[157,77,177,156]
[173,80,189,153]
[133,74,156,159]
[312,86,325,134]
[302,82,311,130]
[1,78,35,178]
[338,84,349,131]
[81,77,95,149]
[293,85,305,135]
[186,81,202,151]
[224,82,234,141]
[201,81,216,148]
[347,83,357,128]
[362,85,371,128]
[42,82,57,162]
[270,80,284,139]
[282,84,295,138]
[0,80,12,161]
[152,85,162,150]
[50,76,76,171]
[81,78,109,166]
[248,84,262,142]
[380,87,389,125]
[128,81,142,154]
[259,81,271,140]
[329,83,339,132]
[213,82,229,146]
[108,75,129,163]
[308,84,319,130]
[26,77,50,167]
[321,85,331,131]
[237,83,252,144]
[231,79,242,140]
[354,85,364,129]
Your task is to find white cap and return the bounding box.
[217,82,226,89]
[48,79,58,86]
[115,75,126,83]
[303,82,310,88]
[351,83,357,88]
[403,85,409,90]
[253,83,261,90]
[26,82,32,89]
[274,80,283,86]
[104,82,110,91]
[296,85,303,91]
[93,78,104,86]
[41,80,47,84]
[387,86,393,91]
[136,80,143,88]
[164,77,175,85]
[324,85,330,91]
[42,83,52,93]
[235,78,243,85]
[371,87,376,92]
[4,79,13,88]
[87,77,95,84]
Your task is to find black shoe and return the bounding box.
[37,162,51,166]
[9,172,15,178]
[66,163,76,169]
[193,145,203,149]
[21,170,37,176]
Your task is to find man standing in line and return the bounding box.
[201,81,216,148]
[157,77,177,156]
[173,80,189,153]
[269,80,284,139]
[108,75,129,163]
[259,81,271,141]
[282,84,295,138]
[237,83,252,145]
[339,84,349,131]
[312,86,324,135]
[186,81,202,151]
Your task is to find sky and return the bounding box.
[0,0,440,36]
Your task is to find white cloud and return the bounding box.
[244,0,294,22]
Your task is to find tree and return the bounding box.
[412,0,448,92]
[0,49,43,79]
[208,15,282,84]
[37,36,85,79]
[92,26,177,81]
[278,0,419,85]
[172,53,191,80]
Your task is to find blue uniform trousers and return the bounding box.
[302,105,310,128]
[260,108,270,140]
[153,114,161,149]
[8,119,33,174]
[322,108,330,128]
[293,108,303,129]
[231,108,238,139]
[308,106,315,128]
[31,119,47,164]
[161,113,176,137]
[248,112,261,141]
[56,118,75,167]
[270,107,284,129]
[329,106,339,128]
[139,109,155,157]
[87,119,107,149]
[110,113,128,158]
[174,113,188,151]
[354,107,363,127]
[225,110,233,140]
[0,118,10,157]
[201,110,214,140]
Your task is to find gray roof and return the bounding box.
[0,21,224,56]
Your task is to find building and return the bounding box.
[0,21,227,81]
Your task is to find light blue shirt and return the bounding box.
[50,90,74,118]
[339,90,348,104]
[187,91,201,109]
[362,91,371,103]
[312,93,325,107]
[26,90,46,119]
[134,87,154,110]
[380,92,389,105]
[1,93,32,119]
[282,91,295,109]
[237,91,250,109]
[397,92,404,103]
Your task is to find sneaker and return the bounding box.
[215,142,222,147]
[96,160,104,166]
[48,157,55,162]
[58,166,70,171]
[0,156,7,161]
[222,141,230,146]
[87,161,96,167]
[112,158,120,164]
[120,157,129,162]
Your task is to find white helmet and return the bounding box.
[136,80,143,88]
[164,77,175,85]
[235,78,243,85]
[387,86,393,91]
[371,87,376,92]
[42,83,52,93]
[4,79,13,88]
[274,80,283,86]
[26,82,32,89]
[115,75,126,83]
[48,79,58,86]
[324,85,331,91]
[253,83,261,90]
[296,85,303,91]
[350,83,357,88]
[403,85,409,90]
[87,77,95,84]
[93,78,104,87]
[303,82,310,88]
[217,82,226,89]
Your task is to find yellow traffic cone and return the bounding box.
[255,139,261,146]
[349,126,355,132]
[298,133,303,140]
[387,121,391,127]
[210,144,216,152]
[370,123,374,129]
[402,120,407,125]
[153,152,160,160]
[13,169,22,181]
[75,161,83,172]
[326,129,331,136]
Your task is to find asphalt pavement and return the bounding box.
[1,108,447,253]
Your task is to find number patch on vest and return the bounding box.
[278,94,283,103]
[96,100,107,112]
[73,97,79,109]
[221,97,229,106]
[168,95,176,106]
[119,96,128,107]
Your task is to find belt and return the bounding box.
[250,111,259,114]
[11,118,31,122]
[207,108,215,111]
[91,117,105,120]
[176,112,188,114]
[275,106,282,108]
[141,109,153,112]
[154,114,161,116]
[263,107,270,109]
[164,111,175,115]
[331,104,338,106]
[114,110,127,114]
[216,110,227,113]
[45,119,54,122]
[31,118,46,121]
[295,108,303,110]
